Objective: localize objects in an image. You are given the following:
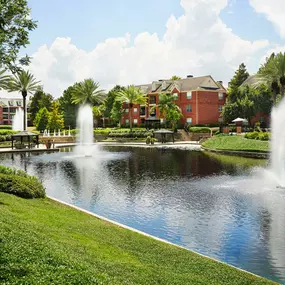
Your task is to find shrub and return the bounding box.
[245,131,270,141]
[0,166,45,198]
[146,136,151,144]
[245,132,260,140]
[189,127,211,133]
[0,125,12,130]
[259,132,270,141]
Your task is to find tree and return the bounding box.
[227,63,249,103]
[92,105,105,128]
[7,70,40,131]
[103,85,125,118]
[34,107,49,131]
[0,0,37,70]
[58,84,79,129]
[222,102,241,124]
[110,100,123,127]
[255,52,285,105]
[166,108,183,130]
[47,101,64,131]
[71,79,105,105]
[29,89,53,123]
[170,75,181,80]
[0,69,10,90]
[155,93,181,118]
[115,85,147,132]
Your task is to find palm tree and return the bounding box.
[0,69,10,90]
[116,85,147,132]
[72,79,105,105]
[255,52,285,105]
[7,70,41,131]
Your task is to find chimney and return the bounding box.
[187,75,193,78]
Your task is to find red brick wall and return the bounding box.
[0,107,3,125]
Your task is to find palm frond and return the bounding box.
[0,69,11,90]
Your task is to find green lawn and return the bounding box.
[0,193,276,285]
[202,135,269,152]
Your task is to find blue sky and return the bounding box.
[9,0,283,97]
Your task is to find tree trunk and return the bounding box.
[22,91,27,131]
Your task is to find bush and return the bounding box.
[245,131,270,141]
[189,127,211,133]
[0,125,12,130]
[0,166,45,199]
[0,130,17,136]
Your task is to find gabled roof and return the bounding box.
[137,75,226,94]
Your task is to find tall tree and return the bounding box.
[170,75,182,80]
[110,100,123,127]
[0,69,10,90]
[29,89,54,123]
[154,93,181,119]
[34,107,49,131]
[47,101,64,131]
[115,85,147,132]
[0,0,37,70]
[92,105,105,128]
[227,63,249,103]
[58,84,79,129]
[71,79,105,105]
[7,70,40,131]
[103,85,125,118]
[255,52,285,105]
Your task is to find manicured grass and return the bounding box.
[202,135,269,153]
[0,193,276,285]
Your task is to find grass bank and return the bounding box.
[0,193,276,284]
[202,135,269,153]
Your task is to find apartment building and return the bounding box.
[121,75,227,126]
[0,98,31,125]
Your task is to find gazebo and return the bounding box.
[145,117,161,129]
[11,131,39,149]
[153,129,175,143]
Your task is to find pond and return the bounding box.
[1,146,284,284]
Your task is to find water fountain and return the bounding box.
[74,104,95,157]
[12,108,24,131]
[270,97,285,187]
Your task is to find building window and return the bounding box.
[10,108,16,114]
[218,92,223,100]
[173,93,178,100]
[186,118,192,124]
[8,101,13,106]
[134,108,138,113]
[150,108,156,117]
[187,91,192,99]
[218,105,223,112]
[125,119,129,124]
[3,114,9,119]
[133,119,138,124]
[149,96,156,104]
[125,108,129,113]
[140,106,146,116]
[186,104,192,112]
[16,101,22,106]
[3,107,8,113]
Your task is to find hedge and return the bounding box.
[245,132,270,141]
[0,125,12,130]
[189,127,211,133]
[0,166,45,198]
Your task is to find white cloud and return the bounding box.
[249,0,285,38]
[25,0,271,97]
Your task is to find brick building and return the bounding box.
[0,98,31,125]
[121,75,227,126]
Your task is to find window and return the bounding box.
[173,93,178,100]
[187,91,192,99]
[16,101,22,106]
[125,119,129,124]
[186,118,192,124]
[125,108,129,113]
[186,104,192,112]
[3,114,9,119]
[140,106,146,116]
[10,108,16,114]
[134,108,138,113]
[218,92,223,100]
[218,105,223,112]
[133,119,138,124]
[8,101,13,106]
[150,108,156,117]
[3,107,8,113]
[149,96,156,104]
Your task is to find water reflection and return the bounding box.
[0,147,284,284]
